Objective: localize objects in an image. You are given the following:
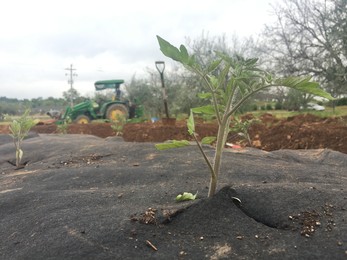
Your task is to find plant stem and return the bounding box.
[208,115,230,197]
[192,133,215,181]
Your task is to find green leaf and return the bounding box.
[155,140,190,150]
[179,44,189,63]
[208,59,222,73]
[244,57,258,67]
[275,77,334,100]
[157,35,192,65]
[187,110,195,135]
[191,105,215,115]
[175,191,198,202]
[208,75,219,89]
[201,136,216,145]
[197,92,212,99]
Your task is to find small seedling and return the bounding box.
[7,110,38,167]
[57,119,70,134]
[110,114,126,136]
[230,117,259,147]
[155,36,334,197]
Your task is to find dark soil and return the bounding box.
[0,133,346,259]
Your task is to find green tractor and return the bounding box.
[58,79,142,124]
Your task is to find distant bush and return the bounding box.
[266,104,273,110]
[275,102,283,110]
[336,97,347,106]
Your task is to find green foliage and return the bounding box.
[156,36,334,197]
[336,97,347,106]
[110,114,127,136]
[175,191,198,202]
[0,96,68,116]
[275,102,283,110]
[57,119,70,134]
[230,117,259,146]
[155,140,190,150]
[62,87,83,105]
[7,109,38,167]
[284,89,312,111]
[201,136,217,145]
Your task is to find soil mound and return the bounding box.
[0,113,346,154]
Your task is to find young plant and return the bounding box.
[229,117,259,147]
[155,36,334,197]
[57,119,70,134]
[8,110,38,167]
[110,114,126,136]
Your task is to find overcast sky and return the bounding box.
[0,0,278,100]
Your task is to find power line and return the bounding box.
[65,64,78,106]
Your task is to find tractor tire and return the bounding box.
[74,115,91,124]
[106,104,128,121]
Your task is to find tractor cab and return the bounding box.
[94,79,124,101]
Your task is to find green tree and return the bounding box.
[125,74,163,118]
[63,87,82,106]
[261,0,347,98]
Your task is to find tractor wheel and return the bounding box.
[106,104,128,121]
[74,115,91,124]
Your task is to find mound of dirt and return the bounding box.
[0,113,346,154]
[0,135,346,259]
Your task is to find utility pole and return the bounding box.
[65,64,78,107]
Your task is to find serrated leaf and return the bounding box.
[155,140,190,150]
[157,35,182,62]
[191,105,215,115]
[157,35,191,65]
[201,136,216,145]
[175,191,198,202]
[275,76,334,100]
[187,110,195,135]
[179,44,189,63]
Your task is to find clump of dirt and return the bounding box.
[121,114,347,154]
[249,114,347,153]
[1,113,346,154]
